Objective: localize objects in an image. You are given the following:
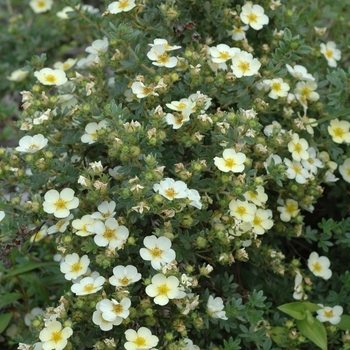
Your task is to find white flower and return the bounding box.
[293,273,306,300]
[207,295,228,320]
[39,321,73,350]
[153,178,188,200]
[43,188,79,218]
[287,134,309,161]
[229,199,256,222]
[277,198,300,222]
[81,120,109,144]
[30,0,53,13]
[240,3,269,30]
[286,64,315,81]
[124,327,159,350]
[244,186,268,206]
[339,158,350,183]
[228,25,249,41]
[16,134,48,153]
[60,253,90,280]
[231,51,261,77]
[251,209,274,235]
[47,214,73,235]
[214,149,246,173]
[147,45,178,68]
[145,273,185,305]
[33,109,51,125]
[301,147,323,175]
[307,252,332,280]
[91,201,116,220]
[71,274,105,295]
[56,6,74,19]
[85,37,109,55]
[0,211,5,222]
[320,41,341,67]
[109,265,141,287]
[108,0,136,14]
[24,307,45,327]
[149,38,181,51]
[166,98,196,118]
[284,158,310,184]
[294,81,319,112]
[93,301,124,331]
[131,81,158,98]
[327,118,350,144]
[187,189,202,209]
[7,69,29,82]
[34,68,67,86]
[316,305,343,325]
[98,297,131,322]
[209,44,240,63]
[165,112,190,129]
[92,218,129,249]
[53,58,77,71]
[262,78,290,99]
[140,235,176,270]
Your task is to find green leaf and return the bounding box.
[336,315,350,331]
[283,28,292,41]
[278,302,307,320]
[296,311,327,350]
[269,327,288,347]
[1,262,57,280]
[0,313,12,334]
[0,293,21,309]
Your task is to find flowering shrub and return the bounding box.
[1,0,350,350]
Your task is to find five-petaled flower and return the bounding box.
[316,304,343,324]
[153,178,188,200]
[60,253,90,280]
[43,188,79,218]
[339,158,350,183]
[214,148,246,173]
[16,134,48,153]
[39,321,73,350]
[277,198,300,222]
[147,45,178,68]
[307,251,332,280]
[124,327,159,350]
[240,3,269,30]
[207,295,228,320]
[320,41,341,67]
[30,0,53,13]
[34,68,67,86]
[108,0,136,14]
[327,118,350,144]
[109,265,141,287]
[231,51,261,77]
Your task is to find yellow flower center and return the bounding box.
[150,247,163,258]
[142,87,154,96]
[248,13,258,23]
[177,102,187,109]
[103,228,115,239]
[157,283,170,295]
[44,74,57,83]
[37,0,46,8]
[175,114,185,126]
[238,61,250,73]
[113,304,123,314]
[165,188,177,198]
[62,63,70,70]
[28,143,39,150]
[248,191,257,199]
[271,82,282,92]
[324,309,334,318]
[219,51,230,60]
[253,215,262,226]
[312,261,322,272]
[56,220,65,229]
[119,277,130,285]
[83,284,95,293]
[224,158,236,168]
[51,331,63,343]
[325,49,333,59]
[286,203,297,214]
[236,205,247,216]
[294,143,302,152]
[119,0,129,9]
[300,86,311,97]
[135,336,147,347]
[71,262,82,273]
[158,53,170,64]
[55,198,67,210]
[333,127,344,137]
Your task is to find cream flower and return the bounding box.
[262,78,290,99]
[301,147,323,175]
[71,274,105,295]
[145,273,185,305]
[124,327,159,350]
[153,178,188,200]
[286,64,315,81]
[81,120,109,144]
[34,68,67,86]
[293,273,306,300]
[39,321,72,350]
[7,69,29,82]
[140,235,176,270]
[0,211,5,222]
[339,158,350,183]
[131,81,158,99]
[109,265,141,287]
[207,295,228,320]
[307,252,332,280]
[229,199,257,222]
[320,41,341,67]
[149,38,181,51]
[30,0,53,13]
[91,201,116,220]
[316,305,343,324]
[93,301,124,331]
[165,112,190,129]
[277,198,300,222]
[209,44,240,64]
[230,51,261,77]
[108,0,136,14]
[16,134,48,153]
[60,253,90,280]
[43,188,79,218]
[53,58,77,71]
[92,218,129,249]
[228,25,249,41]
[147,45,178,68]
[214,149,246,173]
[47,214,73,235]
[56,6,74,19]
[240,3,269,30]
[85,37,109,55]
[244,186,268,206]
[166,98,196,118]
[287,134,309,161]
[98,297,131,322]
[251,209,274,235]
[327,118,350,144]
